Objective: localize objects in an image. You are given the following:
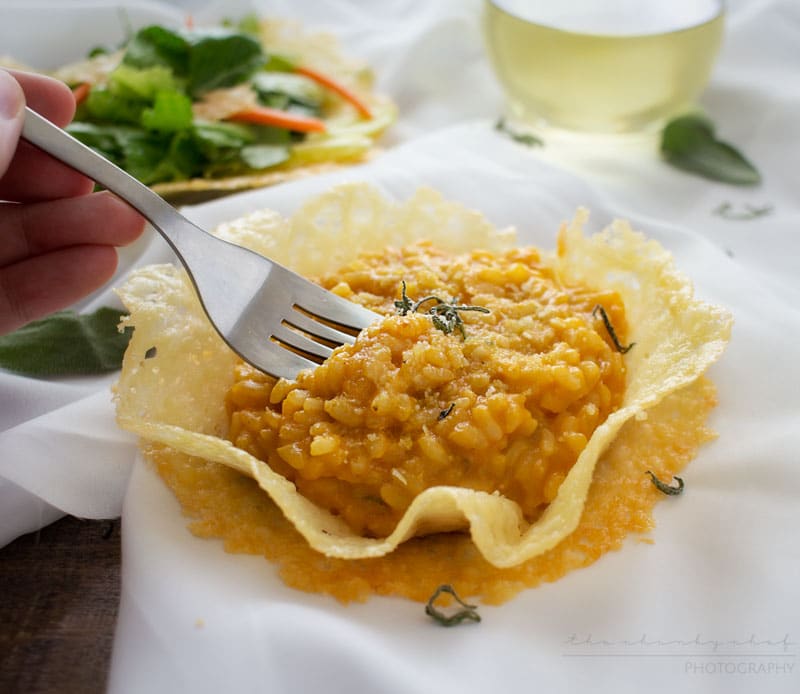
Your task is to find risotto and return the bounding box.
[226,242,629,538]
[114,183,732,602]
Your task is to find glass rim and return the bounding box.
[484,0,725,39]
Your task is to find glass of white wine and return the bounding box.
[483,0,725,134]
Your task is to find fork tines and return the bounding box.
[263,274,378,377]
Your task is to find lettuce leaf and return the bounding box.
[240,144,290,169]
[192,121,255,149]
[140,90,194,133]
[121,25,264,97]
[68,118,291,184]
[123,25,190,76]
[187,31,265,95]
[109,64,182,100]
[250,72,324,108]
[83,87,145,125]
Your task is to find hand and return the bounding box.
[0,69,145,335]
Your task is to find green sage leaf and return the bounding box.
[425,584,481,627]
[592,304,634,354]
[646,471,685,496]
[0,308,132,378]
[713,201,773,220]
[495,118,543,147]
[661,114,761,186]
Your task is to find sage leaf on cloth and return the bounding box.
[0,307,131,377]
[660,114,761,186]
[494,118,543,147]
[425,584,481,627]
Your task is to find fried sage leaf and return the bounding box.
[425,584,481,627]
[438,403,455,421]
[713,201,773,220]
[495,118,543,147]
[646,471,685,496]
[661,114,761,186]
[592,305,634,354]
[394,281,489,339]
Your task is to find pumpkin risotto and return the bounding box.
[226,243,629,538]
[114,183,732,603]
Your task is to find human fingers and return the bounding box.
[0,244,119,335]
[0,69,93,202]
[0,140,95,201]
[4,69,76,126]
[0,191,146,267]
[0,70,25,177]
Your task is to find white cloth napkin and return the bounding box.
[109,122,800,694]
[1,1,798,692]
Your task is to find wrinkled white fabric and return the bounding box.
[111,123,800,694]
[0,1,798,692]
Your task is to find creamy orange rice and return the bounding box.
[226,242,629,538]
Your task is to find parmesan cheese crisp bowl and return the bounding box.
[113,183,732,604]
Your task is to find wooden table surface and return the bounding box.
[0,516,121,694]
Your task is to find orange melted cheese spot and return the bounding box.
[225,243,629,538]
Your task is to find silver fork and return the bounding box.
[21,107,378,380]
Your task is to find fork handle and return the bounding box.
[20,106,194,259]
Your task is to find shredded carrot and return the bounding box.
[295,65,373,119]
[72,82,91,106]
[226,106,327,133]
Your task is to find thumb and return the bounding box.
[0,70,25,178]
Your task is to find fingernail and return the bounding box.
[0,70,25,121]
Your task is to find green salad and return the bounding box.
[56,19,392,193]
